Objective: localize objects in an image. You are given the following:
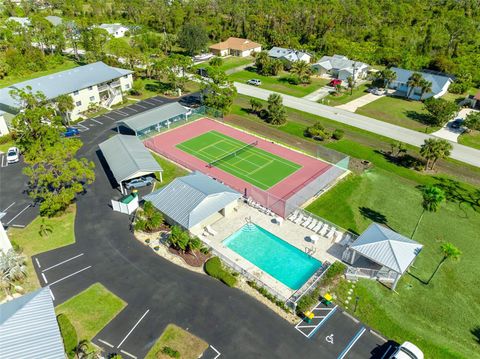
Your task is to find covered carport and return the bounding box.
[98,134,163,194]
[116,102,189,139]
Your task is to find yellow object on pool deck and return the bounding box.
[324,293,333,301]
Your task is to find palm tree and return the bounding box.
[55,94,75,125]
[427,243,461,284]
[420,138,453,170]
[419,79,433,100]
[378,68,397,91]
[411,185,445,238]
[406,72,423,99]
[254,51,270,75]
[0,249,27,296]
[39,218,53,237]
[290,60,311,84]
[347,76,355,95]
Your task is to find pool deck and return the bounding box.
[191,201,345,300]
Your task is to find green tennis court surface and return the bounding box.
[176,131,301,190]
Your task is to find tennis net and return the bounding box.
[207,141,258,168]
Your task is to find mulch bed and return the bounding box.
[168,247,210,267]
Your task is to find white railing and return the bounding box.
[345,266,397,282]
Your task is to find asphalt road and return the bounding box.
[235,82,480,168]
[5,95,396,359]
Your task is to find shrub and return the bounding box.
[0,133,12,145]
[134,201,164,232]
[448,81,470,94]
[305,122,330,140]
[332,129,344,140]
[205,257,237,287]
[57,314,78,358]
[321,261,346,286]
[247,281,289,311]
[285,75,301,85]
[296,288,320,315]
[162,346,180,358]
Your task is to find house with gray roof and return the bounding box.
[0,287,65,359]
[6,16,31,27]
[144,172,242,232]
[267,47,311,66]
[0,61,133,135]
[312,54,370,81]
[98,23,129,38]
[98,134,163,191]
[389,67,453,100]
[45,15,63,27]
[342,222,423,290]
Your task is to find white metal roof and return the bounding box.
[0,287,65,359]
[144,172,241,229]
[350,223,423,274]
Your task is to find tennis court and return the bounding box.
[176,131,301,190]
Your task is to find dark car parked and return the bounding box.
[450,118,464,129]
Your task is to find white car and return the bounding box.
[6,147,20,164]
[390,342,423,359]
[247,79,262,86]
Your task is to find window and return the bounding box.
[89,96,95,101]
[75,101,82,106]
[73,90,79,95]
[88,86,93,90]
[125,84,130,89]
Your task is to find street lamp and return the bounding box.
[354,296,360,313]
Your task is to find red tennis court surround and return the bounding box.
[144,118,333,215]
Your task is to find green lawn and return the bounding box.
[0,139,15,153]
[0,60,79,89]
[219,56,254,72]
[307,170,480,359]
[229,70,330,97]
[458,130,480,150]
[151,152,189,190]
[356,96,436,132]
[321,83,370,106]
[129,78,200,100]
[145,324,209,359]
[55,283,126,340]
[176,130,301,189]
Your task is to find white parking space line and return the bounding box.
[73,122,89,131]
[123,107,138,113]
[90,118,103,124]
[142,99,158,106]
[97,339,115,348]
[49,266,92,286]
[210,345,221,359]
[120,349,137,359]
[103,114,118,121]
[295,304,338,338]
[115,110,129,115]
[149,97,164,104]
[41,273,48,284]
[6,204,31,225]
[380,345,394,359]
[35,258,41,268]
[133,103,147,109]
[1,155,8,167]
[1,202,16,212]
[337,327,366,359]
[42,253,84,272]
[117,309,150,348]
[49,289,55,301]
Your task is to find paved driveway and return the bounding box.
[431,108,477,143]
[24,95,396,359]
[235,82,480,168]
[335,93,385,112]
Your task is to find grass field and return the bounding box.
[458,130,480,150]
[176,130,301,190]
[229,70,330,97]
[151,152,188,190]
[145,324,209,359]
[55,283,126,340]
[193,56,254,73]
[321,83,370,106]
[307,169,480,358]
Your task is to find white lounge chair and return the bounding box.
[326,229,335,240]
[312,221,323,232]
[319,225,329,236]
[205,225,217,236]
[302,217,313,227]
[307,219,318,230]
[288,210,299,221]
[294,215,305,224]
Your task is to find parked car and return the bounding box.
[6,147,20,164]
[328,79,342,87]
[247,79,262,86]
[450,118,464,129]
[390,342,423,359]
[63,127,80,137]
[367,87,383,96]
[125,176,155,189]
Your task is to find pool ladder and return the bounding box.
[305,246,316,256]
[244,217,256,232]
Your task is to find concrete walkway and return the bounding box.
[234,82,480,168]
[335,93,385,112]
[431,108,476,143]
[303,86,333,101]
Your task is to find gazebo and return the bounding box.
[342,223,423,290]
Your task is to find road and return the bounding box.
[235,82,480,168]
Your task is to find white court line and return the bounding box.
[210,345,221,359]
[97,339,114,348]
[1,202,16,212]
[6,204,31,225]
[42,253,84,272]
[49,266,91,286]
[120,349,137,359]
[35,258,41,268]
[41,273,48,284]
[117,309,150,348]
[90,118,103,124]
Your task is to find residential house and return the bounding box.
[311,54,370,81]
[209,37,262,57]
[267,47,311,66]
[6,17,31,27]
[0,287,65,359]
[0,61,133,135]
[45,15,63,27]
[98,23,129,38]
[389,68,453,100]
[144,171,242,233]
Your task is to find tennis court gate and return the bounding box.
[247,156,350,218]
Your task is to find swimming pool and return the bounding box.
[224,223,322,290]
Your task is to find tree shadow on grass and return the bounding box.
[374,150,423,170]
[406,270,428,285]
[145,80,172,93]
[432,176,480,213]
[471,326,480,345]
[405,110,433,126]
[359,206,388,226]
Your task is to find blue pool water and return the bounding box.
[224,224,322,290]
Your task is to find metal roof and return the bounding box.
[0,62,133,111]
[350,223,423,274]
[391,67,453,97]
[117,102,188,133]
[267,47,311,62]
[45,15,63,26]
[98,134,162,184]
[144,172,241,229]
[314,55,369,72]
[0,287,65,359]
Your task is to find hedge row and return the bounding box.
[57,313,77,358]
[204,257,237,287]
